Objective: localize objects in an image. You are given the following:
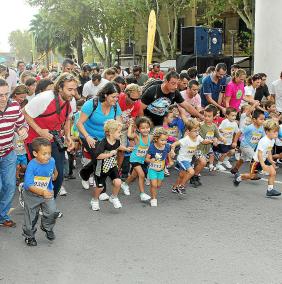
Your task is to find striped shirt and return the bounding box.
[0,100,27,157]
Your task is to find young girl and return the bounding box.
[145,128,173,207]
[121,117,152,201]
[90,119,132,211]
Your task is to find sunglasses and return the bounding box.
[129,96,139,102]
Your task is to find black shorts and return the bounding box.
[250,159,271,174]
[94,166,120,189]
[130,162,148,176]
[213,144,232,154]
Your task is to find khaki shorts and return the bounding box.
[240,146,255,162]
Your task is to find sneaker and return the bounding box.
[59,186,67,196]
[230,168,238,175]
[109,196,122,209]
[216,163,226,171]
[145,178,150,186]
[40,225,56,240]
[209,165,216,172]
[25,237,37,246]
[90,199,100,211]
[39,208,43,216]
[266,189,281,197]
[190,176,198,188]
[178,185,186,194]
[277,159,282,164]
[140,192,151,201]
[57,212,63,218]
[164,167,170,176]
[150,199,158,207]
[194,176,202,186]
[259,170,269,176]
[223,160,232,169]
[89,176,94,186]
[172,186,181,194]
[18,183,24,208]
[174,164,180,171]
[233,173,241,187]
[80,177,90,190]
[99,192,110,201]
[235,152,241,161]
[121,182,130,196]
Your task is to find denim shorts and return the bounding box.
[176,160,193,171]
[147,168,164,181]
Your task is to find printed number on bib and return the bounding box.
[136,146,148,157]
[149,160,164,171]
[167,127,178,138]
[250,133,262,145]
[206,131,214,140]
[34,176,51,190]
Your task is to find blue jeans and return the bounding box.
[0,150,17,223]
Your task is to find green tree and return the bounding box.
[8,30,33,62]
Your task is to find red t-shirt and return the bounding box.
[118,93,141,123]
[148,71,164,80]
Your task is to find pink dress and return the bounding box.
[225,81,245,111]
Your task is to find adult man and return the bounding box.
[62,58,75,73]
[115,65,128,77]
[200,63,227,113]
[82,74,108,100]
[17,61,26,78]
[148,63,164,80]
[270,71,282,113]
[78,64,92,95]
[141,71,203,126]
[23,73,76,199]
[0,79,28,227]
[178,72,189,91]
[254,73,271,102]
[0,64,17,93]
[128,65,148,86]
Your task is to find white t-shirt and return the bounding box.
[253,136,274,162]
[239,113,252,131]
[25,90,75,118]
[241,85,256,107]
[6,68,18,94]
[219,119,239,145]
[82,78,108,99]
[270,79,282,112]
[177,135,203,162]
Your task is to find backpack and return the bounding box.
[88,98,117,120]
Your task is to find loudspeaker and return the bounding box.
[176,55,233,74]
[181,26,223,56]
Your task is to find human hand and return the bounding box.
[39,129,53,140]
[17,127,28,140]
[110,150,117,156]
[65,136,75,151]
[231,142,237,149]
[126,147,133,152]
[86,135,96,148]
[43,190,53,199]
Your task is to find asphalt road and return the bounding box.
[2,163,282,284]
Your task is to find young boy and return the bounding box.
[231,109,265,175]
[215,107,239,171]
[22,138,59,246]
[233,120,281,197]
[171,119,206,193]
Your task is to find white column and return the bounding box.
[254,0,282,83]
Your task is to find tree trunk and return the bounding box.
[76,33,84,65]
[88,32,105,62]
[106,36,112,67]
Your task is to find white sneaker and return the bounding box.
[89,176,94,186]
[216,164,226,171]
[145,178,150,186]
[235,152,241,161]
[140,192,151,201]
[58,212,63,218]
[59,186,67,196]
[90,199,100,211]
[109,196,122,209]
[121,182,130,195]
[39,208,43,216]
[164,167,170,176]
[81,178,90,190]
[150,199,158,207]
[99,192,110,201]
[209,164,216,172]
[223,160,232,169]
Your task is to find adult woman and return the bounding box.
[11,85,29,108]
[35,79,54,95]
[77,82,122,199]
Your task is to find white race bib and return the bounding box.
[34,176,51,190]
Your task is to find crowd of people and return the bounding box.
[1,58,282,247]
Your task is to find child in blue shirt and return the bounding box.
[22,138,58,246]
[145,128,173,207]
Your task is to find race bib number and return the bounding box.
[222,127,234,138]
[250,133,262,145]
[34,176,51,190]
[149,160,164,171]
[136,146,149,157]
[206,131,214,140]
[167,127,178,138]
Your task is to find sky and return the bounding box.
[0,0,38,52]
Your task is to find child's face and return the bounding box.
[268,104,276,113]
[266,129,278,139]
[33,145,52,164]
[253,114,265,126]
[227,112,237,122]
[188,127,200,139]
[165,112,174,124]
[112,126,122,140]
[156,134,168,147]
[204,111,214,124]
[139,122,151,136]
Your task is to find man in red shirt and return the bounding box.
[148,63,164,80]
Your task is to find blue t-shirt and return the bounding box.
[241,124,265,149]
[200,74,227,107]
[24,158,56,192]
[80,100,122,141]
[147,143,170,171]
[170,117,185,138]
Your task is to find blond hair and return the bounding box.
[264,119,279,132]
[124,83,141,97]
[104,119,122,135]
[152,127,168,142]
[185,118,200,131]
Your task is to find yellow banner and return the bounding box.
[146,10,156,72]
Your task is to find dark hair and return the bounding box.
[133,65,142,73]
[188,79,199,89]
[126,76,138,84]
[114,65,121,71]
[82,64,92,72]
[153,63,160,67]
[179,72,189,81]
[252,109,265,119]
[17,61,25,68]
[92,74,102,81]
[11,85,29,97]
[62,58,74,67]
[135,116,152,129]
[113,76,126,85]
[168,104,178,111]
[264,100,275,110]
[226,107,237,115]
[165,71,179,82]
[204,104,218,116]
[231,64,240,69]
[103,68,116,77]
[215,63,227,72]
[93,66,100,73]
[252,74,262,81]
[258,73,267,78]
[25,77,36,87]
[0,78,8,87]
[187,67,198,79]
[32,137,51,152]
[35,79,53,95]
[97,82,119,102]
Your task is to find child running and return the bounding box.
[22,138,59,246]
[121,116,152,201]
[90,119,132,211]
[145,128,173,207]
[233,119,281,197]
